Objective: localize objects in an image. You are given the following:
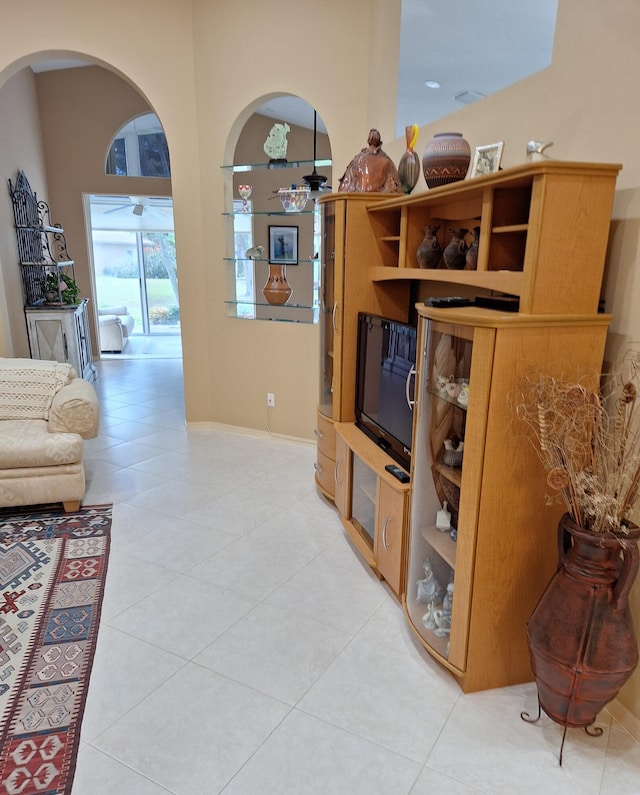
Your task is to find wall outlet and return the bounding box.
[266,393,275,407]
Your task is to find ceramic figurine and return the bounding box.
[338,129,402,193]
[434,581,454,637]
[436,501,451,531]
[264,123,290,163]
[457,381,469,407]
[526,140,554,162]
[442,438,464,467]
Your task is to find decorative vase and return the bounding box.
[262,264,293,305]
[443,228,468,269]
[421,132,471,189]
[398,124,421,194]
[524,513,639,740]
[416,225,442,269]
[465,226,480,270]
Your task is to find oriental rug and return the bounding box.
[0,504,111,795]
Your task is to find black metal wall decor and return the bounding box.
[8,170,76,306]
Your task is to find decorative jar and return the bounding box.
[422,132,471,189]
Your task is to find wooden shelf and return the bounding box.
[422,524,457,569]
[365,161,621,314]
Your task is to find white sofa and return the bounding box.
[98,305,135,352]
[0,358,99,512]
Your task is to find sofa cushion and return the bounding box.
[0,359,73,420]
[0,419,83,469]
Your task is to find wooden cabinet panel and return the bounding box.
[375,480,406,596]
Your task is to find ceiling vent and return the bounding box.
[453,90,486,105]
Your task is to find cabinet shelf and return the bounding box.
[371,265,523,296]
[433,462,462,489]
[492,224,528,234]
[365,161,620,315]
[421,525,457,569]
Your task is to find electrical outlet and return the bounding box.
[266,393,275,407]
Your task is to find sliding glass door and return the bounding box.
[88,195,179,335]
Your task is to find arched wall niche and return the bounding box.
[223,93,332,323]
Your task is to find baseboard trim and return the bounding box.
[185,420,313,447]
[605,698,640,742]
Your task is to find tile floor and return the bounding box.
[72,357,640,794]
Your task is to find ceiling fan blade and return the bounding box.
[103,205,130,214]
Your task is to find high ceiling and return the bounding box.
[30,1,558,141]
[396,0,558,137]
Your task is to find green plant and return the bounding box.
[41,272,80,305]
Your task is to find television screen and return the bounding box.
[355,313,417,472]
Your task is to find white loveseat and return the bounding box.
[0,358,99,512]
[98,305,135,353]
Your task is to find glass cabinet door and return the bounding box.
[406,319,473,664]
[351,453,376,548]
[319,201,335,418]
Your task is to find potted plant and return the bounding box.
[515,352,640,763]
[41,272,80,305]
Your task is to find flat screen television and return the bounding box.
[355,312,417,473]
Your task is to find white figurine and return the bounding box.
[526,140,554,162]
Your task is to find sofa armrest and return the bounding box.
[48,378,100,439]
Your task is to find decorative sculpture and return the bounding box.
[338,129,401,193]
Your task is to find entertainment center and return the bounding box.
[315,160,622,691]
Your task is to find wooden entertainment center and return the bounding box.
[314,161,621,692]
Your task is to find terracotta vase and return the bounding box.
[526,513,639,732]
[465,226,480,270]
[416,225,442,269]
[262,264,293,305]
[422,132,471,189]
[443,228,468,270]
[398,124,421,194]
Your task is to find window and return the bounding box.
[105,113,170,178]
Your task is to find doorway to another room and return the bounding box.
[87,194,182,359]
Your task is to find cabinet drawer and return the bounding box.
[314,410,336,459]
[314,447,336,499]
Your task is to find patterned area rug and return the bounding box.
[0,504,111,795]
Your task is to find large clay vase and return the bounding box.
[422,132,471,189]
[262,264,293,305]
[465,226,480,270]
[443,228,468,270]
[398,124,421,194]
[526,513,639,731]
[416,225,442,269]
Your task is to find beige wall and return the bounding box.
[0,0,639,725]
[0,68,49,356]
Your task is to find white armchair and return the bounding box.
[98,305,135,352]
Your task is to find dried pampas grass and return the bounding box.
[515,350,640,534]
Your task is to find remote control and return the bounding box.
[424,296,474,308]
[385,464,410,483]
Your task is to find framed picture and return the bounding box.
[469,142,504,178]
[269,225,298,264]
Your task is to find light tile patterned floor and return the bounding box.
[72,357,640,794]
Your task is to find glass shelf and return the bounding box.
[222,210,315,217]
[221,159,331,173]
[224,299,316,311]
[223,257,316,266]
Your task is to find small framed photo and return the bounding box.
[269,225,298,264]
[470,142,504,178]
